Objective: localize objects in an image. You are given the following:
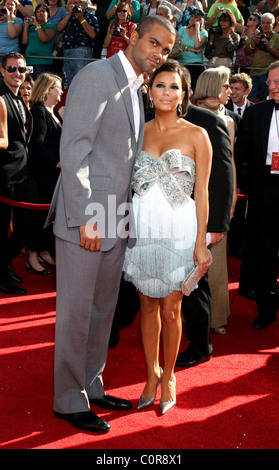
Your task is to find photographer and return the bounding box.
[0,0,23,54]
[22,4,56,79]
[207,0,243,26]
[178,9,208,92]
[205,10,240,67]
[246,12,279,99]
[57,0,99,86]
[103,1,135,58]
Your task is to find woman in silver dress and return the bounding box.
[124,60,212,414]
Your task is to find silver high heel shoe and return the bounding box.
[137,367,163,410]
[160,375,176,415]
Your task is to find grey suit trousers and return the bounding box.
[53,235,127,414]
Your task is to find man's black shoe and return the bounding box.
[53,410,110,433]
[0,280,27,295]
[252,313,276,329]
[175,351,211,368]
[89,395,133,411]
[8,264,23,283]
[238,288,256,301]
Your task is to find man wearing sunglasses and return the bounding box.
[0,52,38,296]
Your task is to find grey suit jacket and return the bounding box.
[48,54,144,251]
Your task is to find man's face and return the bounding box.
[1,57,26,93]
[129,24,175,76]
[261,18,273,34]
[267,67,279,103]
[156,8,170,20]
[72,0,85,10]
[230,81,249,106]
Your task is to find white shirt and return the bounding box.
[118,50,144,141]
[232,102,246,116]
[266,105,279,165]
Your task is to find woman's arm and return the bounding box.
[225,30,240,52]
[33,21,56,43]
[56,8,72,32]
[207,5,221,26]
[103,22,114,48]
[17,1,33,18]
[193,126,213,276]
[0,97,8,150]
[194,23,207,49]
[21,17,31,45]
[106,0,120,20]
[7,13,23,38]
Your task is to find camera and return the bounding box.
[209,26,223,36]
[26,17,34,23]
[0,6,7,14]
[113,25,121,37]
[73,5,82,14]
[258,33,269,51]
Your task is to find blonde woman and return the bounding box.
[0,0,23,53]
[26,73,63,273]
[193,66,237,335]
[253,0,279,16]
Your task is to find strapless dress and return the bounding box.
[123,149,197,298]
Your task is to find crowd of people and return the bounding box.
[0,1,278,434]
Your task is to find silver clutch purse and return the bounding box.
[181,252,212,297]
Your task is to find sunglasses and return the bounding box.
[219,17,229,22]
[248,16,257,21]
[5,66,27,73]
[117,9,127,12]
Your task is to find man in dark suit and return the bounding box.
[235,61,279,329]
[0,52,37,296]
[226,72,253,260]
[176,101,233,367]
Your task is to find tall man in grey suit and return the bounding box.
[50,15,176,433]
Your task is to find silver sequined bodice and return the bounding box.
[132,149,196,209]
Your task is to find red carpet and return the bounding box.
[0,254,279,451]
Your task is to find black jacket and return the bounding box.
[0,81,32,186]
[186,103,233,233]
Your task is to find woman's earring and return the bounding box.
[149,97,154,109]
[178,102,182,114]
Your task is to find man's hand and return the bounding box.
[79,222,101,251]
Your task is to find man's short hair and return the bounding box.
[261,12,275,25]
[230,72,252,90]
[268,60,279,73]
[136,14,176,39]
[157,5,172,19]
[1,52,26,70]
